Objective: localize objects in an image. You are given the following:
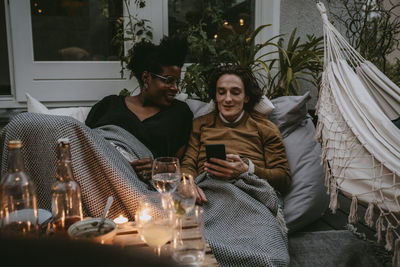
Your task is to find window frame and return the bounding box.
[1,0,280,108]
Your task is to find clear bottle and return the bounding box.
[51,138,83,233]
[0,140,38,235]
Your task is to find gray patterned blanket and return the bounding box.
[0,113,289,266]
[197,172,289,266]
[0,113,153,219]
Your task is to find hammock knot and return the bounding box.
[316,2,328,22]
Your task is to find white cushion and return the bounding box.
[185,99,216,118]
[25,92,275,123]
[175,93,275,119]
[254,95,275,115]
[26,93,91,123]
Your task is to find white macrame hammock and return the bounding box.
[315,2,400,263]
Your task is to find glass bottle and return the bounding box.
[51,138,83,233]
[0,140,38,235]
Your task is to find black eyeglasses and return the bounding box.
[150,72,180,88]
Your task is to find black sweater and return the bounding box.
[85,95,193,158]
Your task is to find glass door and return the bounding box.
[9,0,132,103]
[30,0,122,62]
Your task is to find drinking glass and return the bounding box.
[172,206,206,266]
[135,193,175,256]
[173,173,197,216]
[152,157,181,194]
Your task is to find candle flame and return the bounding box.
[113,214,128,224]
[139,209,152,222]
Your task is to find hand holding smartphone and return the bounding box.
[205,144,226,163]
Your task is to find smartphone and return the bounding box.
[205,144,226,163]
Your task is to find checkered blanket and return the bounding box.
[197,172,289,267]
[0,113,153,220]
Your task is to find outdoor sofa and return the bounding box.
[0,93,388,266]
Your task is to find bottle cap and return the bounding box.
[8,140,22,148]
[57,138,70,144]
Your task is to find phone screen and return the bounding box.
[205,144,226,163]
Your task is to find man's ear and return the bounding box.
[244,95,250,103]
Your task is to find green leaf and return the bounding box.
[119,88,131,97]
[248,24,272,44]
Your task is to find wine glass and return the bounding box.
[173,173,197,216]
[152,157,181,194]
[135,193,176,256]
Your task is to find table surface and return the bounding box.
[113,220,219,267]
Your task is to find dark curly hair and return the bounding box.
[208,65,263,112]
[127,36,188,87]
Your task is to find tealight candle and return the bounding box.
[139,209,152,222]
[114,214,128,228]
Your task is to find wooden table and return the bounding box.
[113,221,219,266]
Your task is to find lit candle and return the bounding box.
[114,214,128,228]
[139,209,152,222]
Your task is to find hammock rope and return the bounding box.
[315,2,400,265]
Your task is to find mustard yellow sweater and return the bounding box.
[181,111,291,194]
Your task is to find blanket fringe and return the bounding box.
[348,196,359,224]
[276,205,288,235]
[364,202,375,227]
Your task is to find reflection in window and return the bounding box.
[30,0,122,61]
[0,0,11,95]
[169,0,255,43]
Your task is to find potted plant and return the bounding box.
[172,5,323,101]
[112,0,153,96]
[114,2,324,100]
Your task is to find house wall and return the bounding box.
[383,0,400,64]
[279,0,327,110]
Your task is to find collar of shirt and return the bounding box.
[219,110,245,124]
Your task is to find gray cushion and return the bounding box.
[269,93,329,232]
[269,92,311,138]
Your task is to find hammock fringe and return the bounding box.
[364,202,375,228]
[376,214,384,244]
[348,196,359,224]
[393,239,400,267]
[385,224,394,251]
[329,188,339,213]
